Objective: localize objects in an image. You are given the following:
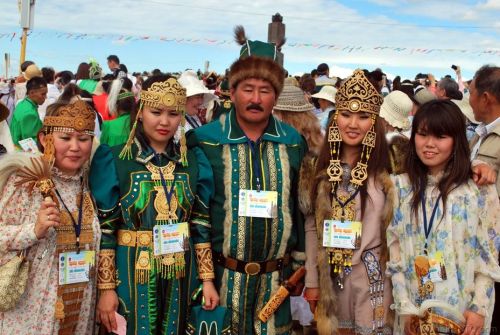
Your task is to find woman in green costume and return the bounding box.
[90,75,219,335]
[100,77,135,146]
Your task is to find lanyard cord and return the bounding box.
[155,154,177,221]
[420,188,442,252]
[247,138,262,192]
[54,177,84,253]
[332,183,361,222]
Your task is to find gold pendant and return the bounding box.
[362,130,376,148]
[328,126,342,142]
[327,159,343,182]
[136,250,151,284]
[154,186,178,221]
[54,296,65,320]
[223,100,231,109]
[350,162,368,186]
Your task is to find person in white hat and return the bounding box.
[177,70,217,132]
[379,90,413,174]
[311,85,337,131]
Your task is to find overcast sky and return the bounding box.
[1,0,499,80]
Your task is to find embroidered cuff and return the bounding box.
[194,242,215,281]
[98,249,116,290]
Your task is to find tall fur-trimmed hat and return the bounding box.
[229,26,286,95]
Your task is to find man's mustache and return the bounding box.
[246,104,264,111]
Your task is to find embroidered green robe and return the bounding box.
[187,110,307,335]
[89,139,214,335]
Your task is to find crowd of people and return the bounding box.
[0,26,499,335]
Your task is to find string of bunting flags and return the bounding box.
[1,31,499,56]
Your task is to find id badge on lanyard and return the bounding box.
[322,220,362,249]
[153,222,190,256]
[58,251,95,285]
[238,189,278,218]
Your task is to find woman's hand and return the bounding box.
[97,289,119,332]
[35,197,60,239]
[201,281,219,311]
[304,287,319,313]
[403,316,418,335]
[462,310,484,335]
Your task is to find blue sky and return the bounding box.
[1,0,499,80]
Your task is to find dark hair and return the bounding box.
[300,74,316,94]
[437,78,462,100]
[313,75,388,217]
[41,67,55,83]
[100,74,115,94]
[473,65,500,102]
[405,100,471,218]
[75,62,90,81]
[20,60,34,72]
[119,63,128,73]
[57,83,82,103]
[317,63,329,75]
[56,71,74,86]
[107,55,120,64]
[26,77,47,93]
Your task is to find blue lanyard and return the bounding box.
[421,190,442,251]
[155,154,177,218]
[246,138,262,192]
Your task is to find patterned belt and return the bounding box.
[117,230,152,247]
[410,313,464,334]
[213,251,290,276]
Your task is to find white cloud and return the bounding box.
[1,0,499,78]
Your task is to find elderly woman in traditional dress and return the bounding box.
[0,98,100,334]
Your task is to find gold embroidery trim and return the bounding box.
[194,242,215,281]
[117,230,152,247]
[97,249,116,290]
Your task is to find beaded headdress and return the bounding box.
[119,78,188,165]
[327,69,383,189]
[42,99,95,166]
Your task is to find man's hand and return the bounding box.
[472,163,497,186]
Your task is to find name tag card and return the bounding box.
[58,251,95,285]
[238,189,278,218]
[18,138,40,153]
[322,220,362,249]
[153,222,190,256]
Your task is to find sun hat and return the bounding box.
[23,64,42,80]
[178,70,216,105]
[379,91,413,130]
[274,84,314,112]
[452,94,479,124]
[311,85,337,104]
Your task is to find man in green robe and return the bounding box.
[10,76,47,148]
[188,27,307,335]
